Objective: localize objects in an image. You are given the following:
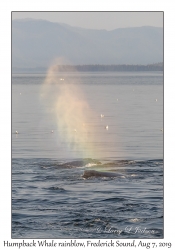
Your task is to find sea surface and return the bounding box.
[12,72,163,238]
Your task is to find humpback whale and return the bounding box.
[83,170,124,178]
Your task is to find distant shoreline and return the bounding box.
[12,63,163,74]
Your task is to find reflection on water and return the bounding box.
[12,72,163,160]
[12,158,163,238]
[12,72,163,239]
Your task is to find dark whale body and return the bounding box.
[83,170,123,178]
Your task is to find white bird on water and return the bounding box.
[101,114,104,118]
[15,131,18,134]
[105,125,108,130]
[155,99,157,102]
[51,130,54,133]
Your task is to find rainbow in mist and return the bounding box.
[40,61,100,159]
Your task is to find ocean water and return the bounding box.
[12,72,163,238]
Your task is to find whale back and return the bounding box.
[83,169,122,178]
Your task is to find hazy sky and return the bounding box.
[12,12,163,30]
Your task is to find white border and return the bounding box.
[1,1,174,248]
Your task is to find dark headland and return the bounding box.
[12,62,163,74]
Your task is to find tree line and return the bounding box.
[53,63,163,72]
[12,63,163,73]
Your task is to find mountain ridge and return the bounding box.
[12,19,163,68]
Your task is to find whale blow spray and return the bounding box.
[41,60,97,158]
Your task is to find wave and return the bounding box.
[13,157,163,165]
